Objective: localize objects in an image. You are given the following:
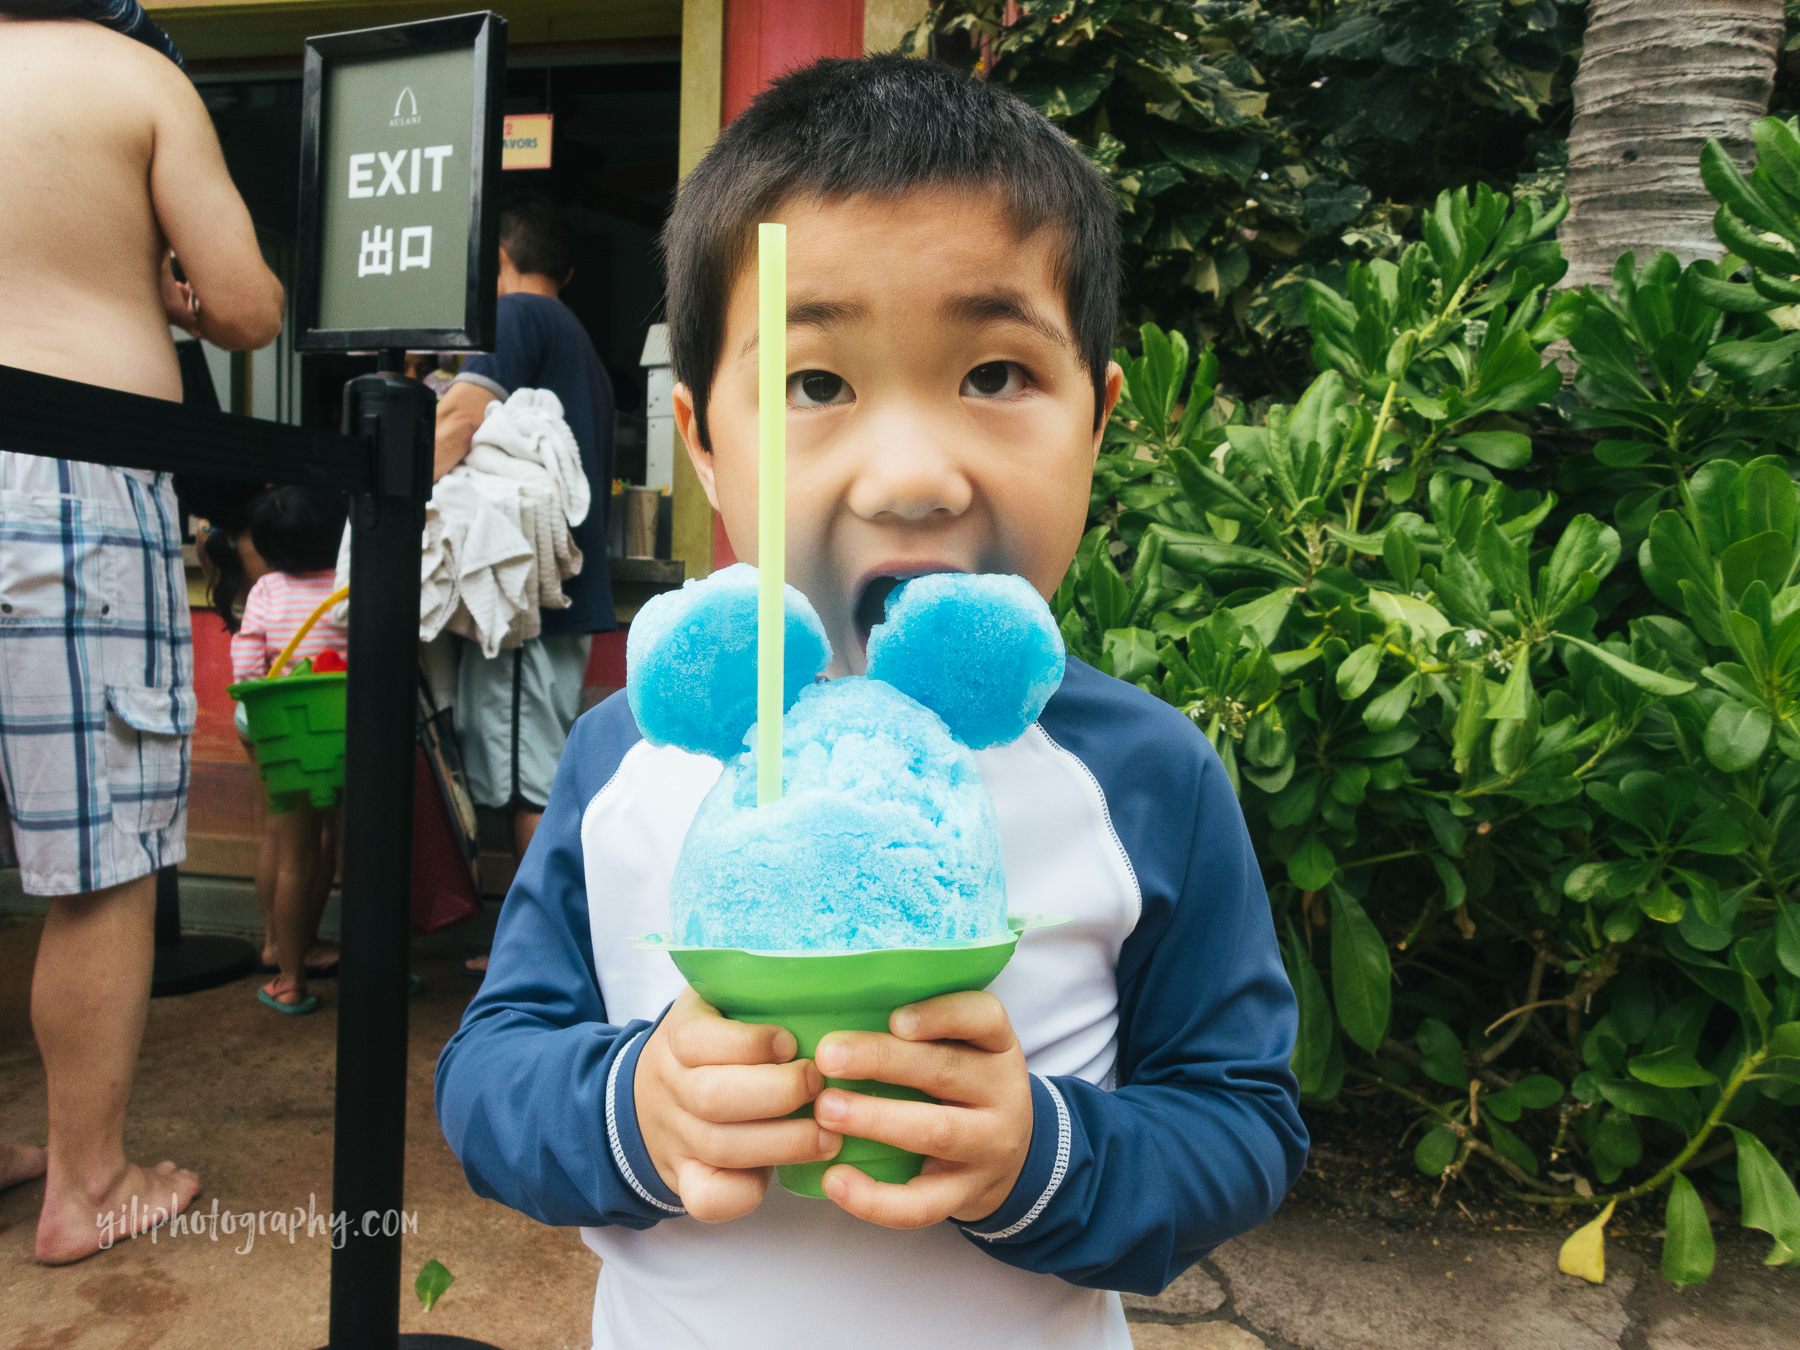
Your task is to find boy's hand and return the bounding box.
[813,991,1033,1229]
[635,988,842,1223]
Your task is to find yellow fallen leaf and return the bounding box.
[1558,1198,1617,1284]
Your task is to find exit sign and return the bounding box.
[502,114,553,170]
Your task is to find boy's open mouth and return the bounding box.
[852,568,962,652]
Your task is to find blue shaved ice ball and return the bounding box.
[667,677,1007,952]
[627,564,831,762]
[865,572,1064,750]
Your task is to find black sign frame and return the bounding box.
[295,10,505,353]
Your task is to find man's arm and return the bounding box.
[145,58,282,350]
[433,380,496,481]
[954,697,1308,1293]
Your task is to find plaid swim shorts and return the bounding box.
[0,452,194,895]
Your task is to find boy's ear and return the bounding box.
[1092,360,1125,462]
[671,382,720,512]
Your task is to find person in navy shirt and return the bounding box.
[431,195,615,896]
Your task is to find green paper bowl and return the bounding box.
[641,917,1060,1197]
[227,672,347,812]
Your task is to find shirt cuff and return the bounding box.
[959,1074,1071,1244]
[603,1015,686,1218]
[453,371,509,401]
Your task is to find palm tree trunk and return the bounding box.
[1561,0,1785,288]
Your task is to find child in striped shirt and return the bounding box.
[230,487,347,1015]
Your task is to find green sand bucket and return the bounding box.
[643,916,1060,1198]
[227,672,347,812]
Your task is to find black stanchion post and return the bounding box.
[327,368,432,1350]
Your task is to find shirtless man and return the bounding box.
[0,14,282,1262]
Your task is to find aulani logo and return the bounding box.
[389,87,421,128]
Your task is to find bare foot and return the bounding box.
[2,1142,47,1191]
[260,977,311,1007]
[36,1160,201,1264]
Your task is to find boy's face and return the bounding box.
[674,188,1121,676]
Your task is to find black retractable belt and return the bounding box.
[0,359,494,1349]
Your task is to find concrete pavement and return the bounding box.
[2,910,1794,1349]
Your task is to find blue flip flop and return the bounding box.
[257,983,319,1016]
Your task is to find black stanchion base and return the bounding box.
[314,1338,504,1349]
[151,934,257,998]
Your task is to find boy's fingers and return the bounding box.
[819,1164,965,1230]
[812,1089,989,1162]
[665,993,798,1068]
[678,1060,823,1123]
[684,1118,842,1172]
[674,1160,770,1224]
[814,1033,997,1103]
[889,991,1014,1053]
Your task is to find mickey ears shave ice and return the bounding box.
[625,567,1066,952]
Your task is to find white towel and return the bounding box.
[432,470,539,657]
[471,387,590,528]
[337,386,589,655]
[462,444,582,607]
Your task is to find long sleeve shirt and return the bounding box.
[435,656,1308,1350]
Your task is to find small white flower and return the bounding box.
[1378,456,1404,471]
[1463,629,1485,648]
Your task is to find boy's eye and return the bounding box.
[788,370,853,407]
[961,361,1026,399]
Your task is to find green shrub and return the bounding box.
[907,0,1584,397]
[1054,157,1800,1279]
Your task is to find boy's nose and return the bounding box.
[844,430,973,523]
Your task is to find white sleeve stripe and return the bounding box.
[965,1075,1070,1242]
[604,1029,685,1216]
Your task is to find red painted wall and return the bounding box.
[722,0,864,122]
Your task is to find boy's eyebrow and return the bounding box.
[942,289,1071,347]
[738,298,868,359]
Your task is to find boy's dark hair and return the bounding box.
[247,486,346,577]
[662,54,1119,451]
[500,194,574,281]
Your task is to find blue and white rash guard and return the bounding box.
[436,656,1308,1350]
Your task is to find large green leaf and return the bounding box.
[1103,628,1162,685]
[1777,905,1800,980]
[1414,1125,1458,1177]
[1416,1016,1469,1088]
[1336,643,1383,699]
[1559,636,1696,695]
[1452,431,1531,469]
[1330,888,1391,1053]
[1704,700,1773,773]
[1662,1175,1717,1288]
[1730,1127,1800,1266]
[1288,834,1337,890]
[1283,925,1336,1101]
[1627,1046,1717,1089]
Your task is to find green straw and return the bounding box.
[757,223,786,807]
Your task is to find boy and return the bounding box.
[436,56,1307,1349]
